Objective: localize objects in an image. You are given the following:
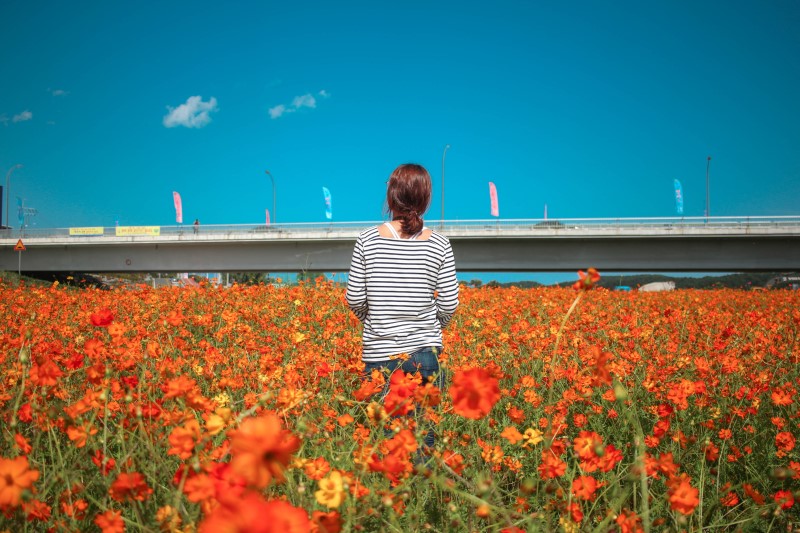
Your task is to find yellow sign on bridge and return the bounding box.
[115,226,161,236]
[69,227,105,236]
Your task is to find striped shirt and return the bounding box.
[346,226,460,362]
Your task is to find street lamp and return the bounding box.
[705,156,711,221]
[265,170,276,224]
[441,144,450,229]
[5,164,23,228]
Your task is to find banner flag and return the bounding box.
[322,187,332,220]
[265,209,271,226]
[17,197,23,227]
[173,191,183,224]
[489,182,499,217]
[674,179,684,215]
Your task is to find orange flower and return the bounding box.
[167,418,201,459]
[84,338,105,357]
[94,509,125,533]
[311,510,342,533]
[337,414,354,427]
[21,498,51,522]
[615,509,643,533]
[383,370,419,416]
[538,450,566,479]
[571,475,598,500]
[572,431,602,460]
[166,310,185,327]
[109,472,152,502]
[743,483,765,505]
[14,434,32,454]
[449,367,500,420]
[500,426,524,444]
[200,492,310,533]
[304,457,331,481]
[771,386,793,406]
[775,431,795,455]
[146,341,162,357]
[573,267,600,291]
[183,473,216,503]
[33,359,63,387]
[0,455,40,509]
[90,308,114,327]
[67,423,98,448]
[229,412,300,489]
[667,475,699,515]
[92,450,116,476]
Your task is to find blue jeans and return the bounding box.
[363,347,444,449]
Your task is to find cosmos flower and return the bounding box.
[315,471,345,509]
[0,456,39,509]
[228,412,300,489]
[449,367,500,419]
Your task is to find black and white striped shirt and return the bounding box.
[345,226,460,362]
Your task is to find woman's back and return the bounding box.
[346,225,458,362]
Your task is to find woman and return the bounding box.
[345,163,459,448]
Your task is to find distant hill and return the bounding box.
[540,272,796,290]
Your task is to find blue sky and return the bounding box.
[2,1,799,282]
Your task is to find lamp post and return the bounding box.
[265,170,276,224]
[705,156,711,222]
[441,144,450,229]
[4,164,22,228]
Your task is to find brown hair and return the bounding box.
[386,163,431,235]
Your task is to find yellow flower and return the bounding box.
[315,470,344,509]
[213,392,231,407]
[205,415,226,436]
[522,428,543,448]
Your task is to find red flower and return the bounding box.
[773,490,794,510]
[572,268,600,291]
[383,370,419,416]
[449,367,501,420]
[90,308,114,327]
[109,472,152,502]
[537,449,566,479]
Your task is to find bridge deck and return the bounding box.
[2,217,799,272]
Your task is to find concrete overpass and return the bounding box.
[1,216,799,273]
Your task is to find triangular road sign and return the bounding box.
[14,239,25,251]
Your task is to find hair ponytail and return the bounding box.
[386,164,431,236]
[397,210,423,235]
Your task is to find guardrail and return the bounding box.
[2,215,800,240]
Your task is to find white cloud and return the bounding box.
[269,90,328,119]
[269,104,288,119]
[163,96,218,128]
[0,115,8,126]
[292,93,317,109]
[13,110,32,122]
[51,89,67,96]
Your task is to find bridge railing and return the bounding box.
[2,215,800,240]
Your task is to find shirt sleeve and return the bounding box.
[345,236,368,322]
[435,239,459,328]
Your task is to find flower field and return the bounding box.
[0,276,798,532]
